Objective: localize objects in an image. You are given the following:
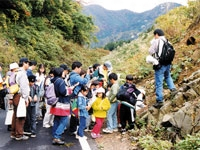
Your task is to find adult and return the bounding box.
[51,67,70,145]
[148,29,177,108]
[43,68,55,128]
[92,61,112,88]
[26,60,37,77]
[69,61,90,135]
[10,57,30,140]
[35,64,46,120]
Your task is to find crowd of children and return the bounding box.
[0,59,146,145]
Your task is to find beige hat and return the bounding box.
[9,62,19,70]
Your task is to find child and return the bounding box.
[76,85,90,139]
[24,75,38,137]
[91,87,111,139]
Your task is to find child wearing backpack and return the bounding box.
[91,87,110,139]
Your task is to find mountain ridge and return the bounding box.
[83,2,181,47]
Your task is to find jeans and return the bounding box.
[106,102,118,130]
[24,105,36,134]
[155,64,176,102]
[77,116,86,137]
[52,116,69,139]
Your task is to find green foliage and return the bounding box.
[175,133,200,150]
[104,40,131,51]
[171,64,182,82]
[138,135,173,150]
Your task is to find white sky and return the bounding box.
[83,0,188,12]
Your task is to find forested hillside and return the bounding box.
[0,0,108,71]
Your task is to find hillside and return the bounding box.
[83,2,181,47]
[0,0,108,72]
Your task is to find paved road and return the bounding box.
[0,109,97,150]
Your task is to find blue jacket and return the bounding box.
[51,77,70,104]
[69,71,90,95]
[77,92,89,118]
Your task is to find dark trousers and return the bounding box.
[69,115,79,133]
[11,94,26,138]
[120,104,135,130]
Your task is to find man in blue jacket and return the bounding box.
[69,61,90,135]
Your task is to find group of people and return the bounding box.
[0,28,177,146]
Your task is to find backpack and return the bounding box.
[44,79,59,106]
[116,83,137,105]
[157,39,175,65]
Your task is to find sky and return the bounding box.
[83,0,188,12]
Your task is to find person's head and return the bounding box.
[49,67,55,77]
[92,63,100,71]
[90,80,100,89]
[103,61,112,71]
[80,69,86,78]
[126,74,134,84]
[96,87,106,99]
[108,73,118,83]
[53,67,64,78]
[37,64,46,75]
[72,61,82,74]
[80,85,89,96]
[60,64,70,78]
[29,60,37,70]
[19,57,29,70]
[153,29,164,39]
[9,62,19,72]
[28,75,36,86]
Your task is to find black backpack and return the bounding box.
[116,83,137,105]
[157,39,175,65]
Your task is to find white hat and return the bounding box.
[96,87,105,93]
[104,61,113,71]
[9,62,19,70]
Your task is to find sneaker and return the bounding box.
[84,127,90,132]
[10,135,16,139]
[170,89,178,98]
[52,138,65,145]
[153,102,164,109]
[75,134,80,139]
[79,136,87,140]
[102,128,113,134]
[91,132,98,139]
[113,128,118,132]
[23,131,32,135]
[30,134,36,138]
[121,128,126,134]
[43,124,51,128]
[15,135,29,141]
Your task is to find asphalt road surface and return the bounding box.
[0,109,98,150]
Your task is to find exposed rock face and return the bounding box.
[146,69,200,137]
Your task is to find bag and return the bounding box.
[7,84,19,94]
[116,84,137,105]
[44,79,59,106]
[5,108,14,125]
[71,98,79,117]
[157,39,175,65]
[50,102,70,116]
[17,97,26,117]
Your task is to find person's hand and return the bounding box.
[33,95,37,102]
[9,100,13,105]
[86,105,90,111]
[28,96,32,102]
[25,100,29,107]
